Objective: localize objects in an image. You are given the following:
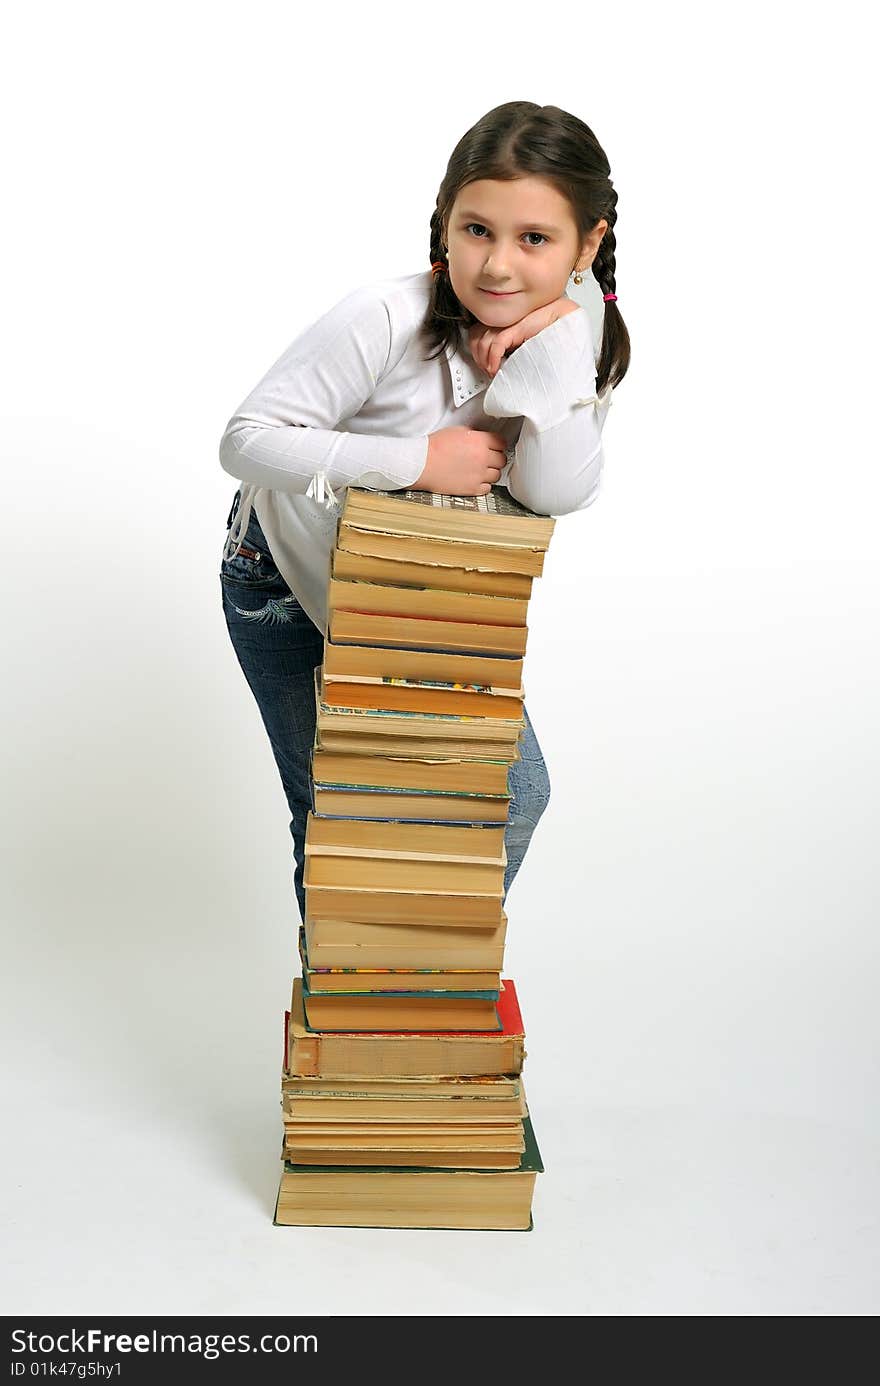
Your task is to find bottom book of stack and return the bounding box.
[274,975,543,1230]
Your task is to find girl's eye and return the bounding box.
[465,224,547,247]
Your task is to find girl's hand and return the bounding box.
[415,426,508,496]
[468,297,581,378]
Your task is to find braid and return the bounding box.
[592,209,617,301]
[591,198,629,394]
[424,206,474,356]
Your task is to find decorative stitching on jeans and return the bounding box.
[232,595,300,624]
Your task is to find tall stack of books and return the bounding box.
[274,486,555,1230]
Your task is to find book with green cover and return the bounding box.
[273,1113,544,1230]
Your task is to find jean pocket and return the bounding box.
[219,543,285,588]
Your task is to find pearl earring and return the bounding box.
[571,268,585,285]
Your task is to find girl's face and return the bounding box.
[446,176,607,330]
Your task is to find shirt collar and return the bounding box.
[444,330,491,408]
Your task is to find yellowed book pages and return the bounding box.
[285,1125,526,1147]
[281,1075,522,1100]
[328,576,528,629]
[315,726,522,762]
[303,916,508,970]
[321,673,525,722]
[302,992,501,1033]
[282,1094,528,1122]
[329,607,528,657]
[302,965,503,994]
[338,523,546,577]
[286,977,524,1079]
[282,1147,523,1170]
[341,487,555,549]
[312,785,510,823]
[304,884,505,929]
[304,814,506,860]
[284,1123,524,1146]
[331,546,533,599]
[275,1168,538,1228]
[305,855,505,894]
[310,747,512,795]
[322,639,524,690]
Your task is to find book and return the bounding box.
[311,781,510,825]
[304,885,505,930]
[310,746,512,796]
[322,638,524,690]
[305,813,505,890]
[331,545,533,599]
[315,667,522,748]
[305,809,508,858]
[342,485,555,552]
[298,927,501,994]
[303,915,508,970]
[320,669,525,722]
[304,813,507,927]
[281,1146,525,1170]
[328,574,529,630]
[315,723,522,762]
[328,605,528,657]
[338,519,546,579]
[285,975,525,1078]
[302,988,503,1033]
[274,1110,543,1229]
[282,1124,525,1165]
[281,1072,527,1119]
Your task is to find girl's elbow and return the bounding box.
[506,451,603,517]
[219,423,258,480]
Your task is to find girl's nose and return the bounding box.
[484,252,512,276]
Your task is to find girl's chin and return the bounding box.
[468,297,527,322]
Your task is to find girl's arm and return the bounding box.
[481,306,613,516]
[218,284,428,496]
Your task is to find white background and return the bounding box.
[2,0,878,1316]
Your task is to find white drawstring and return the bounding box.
[224,470,340,562]
[305,470,339,508]
[574,388,613,408]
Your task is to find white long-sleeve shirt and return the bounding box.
[219,269,613,632]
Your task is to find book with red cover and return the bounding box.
[283,977,526,1079]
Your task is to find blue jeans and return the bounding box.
[220,491,551,920]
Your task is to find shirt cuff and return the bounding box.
[482,307,600,433]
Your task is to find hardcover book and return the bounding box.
[285,975,525,1078]
[301,985,503,1033]
[274,1111,544,1229]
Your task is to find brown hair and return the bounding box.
[421,101,630,395]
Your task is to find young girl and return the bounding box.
[219,100,630,922]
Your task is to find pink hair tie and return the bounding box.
[603,293,617,302]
